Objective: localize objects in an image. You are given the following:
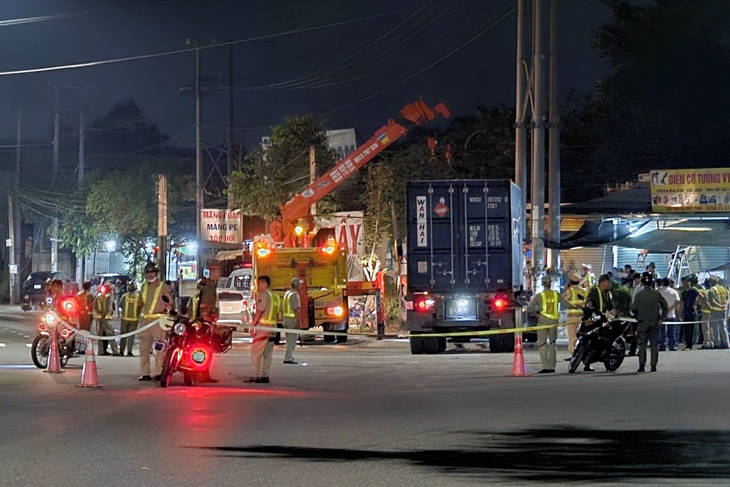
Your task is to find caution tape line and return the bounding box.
[65,319,161,341]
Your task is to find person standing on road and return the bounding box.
[708,276,729,349]
[94,282,120,356]
[119,282,143,357]
[578,274,616,371]
[579,263,595,289]
[562,270,585,359]
[246,275,279,384]
[679,276,699,351]
[657,278,681,352]
[527,275,576,374]
[282,278,301,365]
[696,279,713,349]
[631,272,668,373]
[76,281,94,332]
[137,262,174,381]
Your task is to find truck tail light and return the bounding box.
[326,305,345,318]
[415,298,435,313]
[491,294,510,313]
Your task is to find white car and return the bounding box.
[216,268,254,327]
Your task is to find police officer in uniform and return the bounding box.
[76,281,94,332]
[137,262,174,381]
[527,275,575,373]
[562,270,585,359]
[94,282,120,356]
[631,272,668,373]
[282,278,301,364]
[708,276,729,349]
[246,275,279,383]
[119,282,143,356]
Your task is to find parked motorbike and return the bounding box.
[568,313,635,373]
[159,299,235,388]
[31,298,83,369]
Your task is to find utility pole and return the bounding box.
[8,108,21,304]
[51,85,60,272]
[514,0,529,215]
[227,43,235,210]
[309,145,317,216]
[547,0,561,272]
[195,45,204,278]
[78,91,86,184]
[530,0,548,286]
[157,174,168,280]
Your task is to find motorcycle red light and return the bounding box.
[191,349,206,364]
[58,297,80,317]
[60,327,72,339]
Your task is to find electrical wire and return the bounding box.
[320,6,517,116]
[0,13,397,77]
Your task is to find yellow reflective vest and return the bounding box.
[141,281,165,319]
[540,290,560,320]
[121,292,141,321]
[283,290,297,318]
[260,290,280,325]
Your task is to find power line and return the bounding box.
[0,13,397,77]
[320,6,517,116]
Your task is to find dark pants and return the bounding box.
[628,322,638,355]
[683,313,696,348]
[659,320,677,351]
[638,323,660,370]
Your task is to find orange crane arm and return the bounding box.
[280,99,450,224]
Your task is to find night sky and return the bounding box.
[0,0,610,150]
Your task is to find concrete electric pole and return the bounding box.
[547,0,561,272]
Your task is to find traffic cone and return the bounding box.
[511,332,528,377]
[77,338,102,388]
[44,328,64,374]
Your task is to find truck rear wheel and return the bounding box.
[489,334,505,353]
[503,333,515,353]
[323,334,336,343]
[437,337,447,353]
[423,337,440,354]
[409,337,425,355]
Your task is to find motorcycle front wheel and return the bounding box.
[31,335,49,369]
[159,348,177,388]
[604,339,627,372]
[568,343,587,374]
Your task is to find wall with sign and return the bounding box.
[200,209,243,244]
[650,168,730,212]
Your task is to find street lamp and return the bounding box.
[105,240,117,273]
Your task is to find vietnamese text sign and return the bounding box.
[201,209,243,243]
[650,168,730,212]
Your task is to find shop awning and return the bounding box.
[612,219,730,253]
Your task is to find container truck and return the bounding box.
[405,179,526,354]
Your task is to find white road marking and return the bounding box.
[25,344,32,348]
[0,343,5,347]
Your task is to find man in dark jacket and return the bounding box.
[631,272,668,373]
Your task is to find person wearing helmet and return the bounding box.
[562,270,585,358]
[119,282,143,357]
[282,277,302,364]
[707,276,729,349]
[579,263,595,289]
[631,272,669,372]
[188,277,207,320]
[94,282,120,356]
[137,261,174,381]
[527,274,577,373]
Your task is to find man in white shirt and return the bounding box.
[657,278,681,351]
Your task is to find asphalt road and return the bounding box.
[1,308,729,486]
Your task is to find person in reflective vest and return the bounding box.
[282,278,302,364]
[527,274,576,374]
[246,275,279,384]
[119,282,143,357]
[188,278,206,320]
[76,281,94,332]
[137,262,174,381]
[708,276,729,349]
[562,270,586,358]
[94,282,120,356]
[579,263,596,289]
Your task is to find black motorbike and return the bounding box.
[31,301,83,369]
[159,303,235,388]
[568,313,634,373]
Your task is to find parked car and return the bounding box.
[216,268,253,326]
[21,271,70,308]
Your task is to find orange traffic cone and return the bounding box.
[511,332,528,377]
[44,328,64,374]
[77,338,102,388]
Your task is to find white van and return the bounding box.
[216,268,254,326]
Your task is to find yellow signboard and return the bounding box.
[650,168,730,212]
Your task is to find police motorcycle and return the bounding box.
[30,296,83,369]
[158,297,235,388]
[568,310,635,373]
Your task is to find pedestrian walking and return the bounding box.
[94,282,120,356]
[119,282,143,356]
[137,262,174,381]
[246,275,279,384]
[282,278,302,365]
[631,272,668,373]
[708,276,729,349]
[527,275,576,373]
[657,278,681,351]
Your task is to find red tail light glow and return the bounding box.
[415,298,435,313]
[326,305,345,317]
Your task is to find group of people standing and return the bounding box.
[528,260,730,374]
